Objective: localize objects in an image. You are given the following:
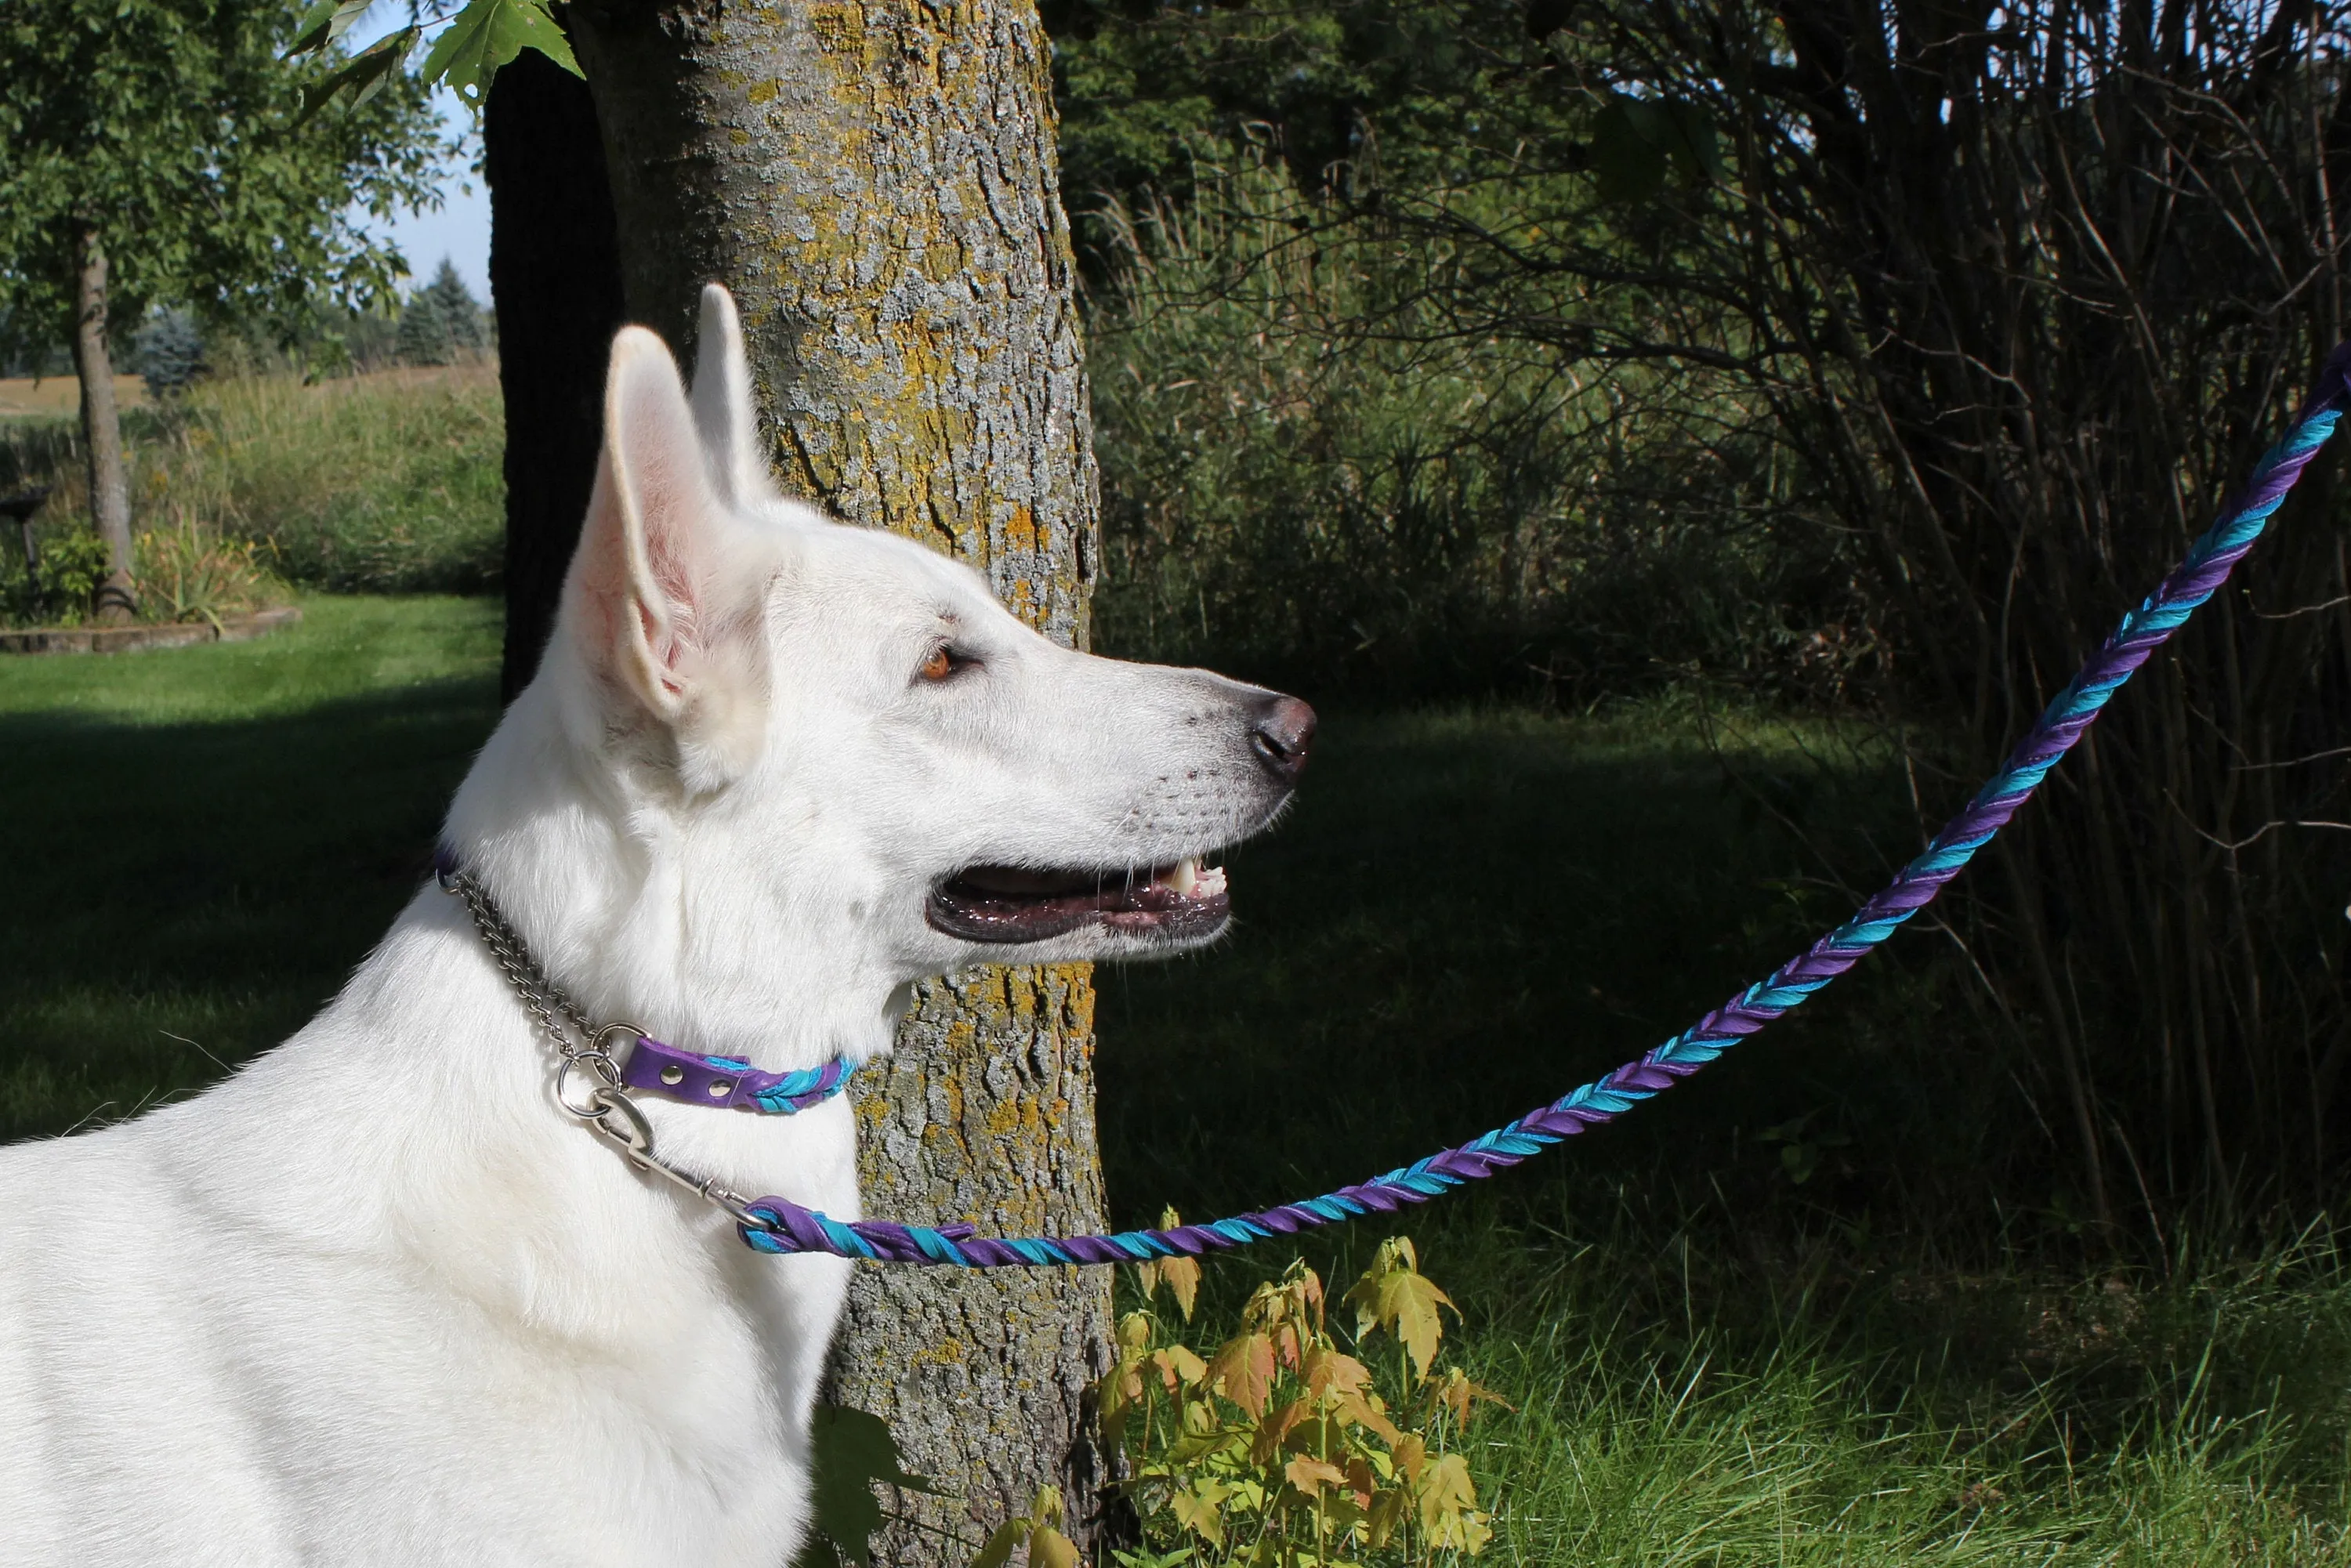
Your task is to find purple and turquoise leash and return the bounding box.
[734,346,2351,1268]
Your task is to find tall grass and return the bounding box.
[0,364,503,615]
[1084,148,1850,703]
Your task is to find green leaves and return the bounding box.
[417,0,579,109]
[1588,92,1722,205]
[294,28,418,127]
[284,0,579,123]
[791,1404,941,1568]
[0,0,446,337]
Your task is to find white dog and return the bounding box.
[0,286,1313,1565]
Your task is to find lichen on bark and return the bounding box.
[571,0,1112,1554]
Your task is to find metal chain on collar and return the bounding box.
[442,864,596,1059]
[437,862,770,1229]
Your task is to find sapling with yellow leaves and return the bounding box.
[1098,1223,1505,1566]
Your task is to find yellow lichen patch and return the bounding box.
[747,78,778,104]
[1002,504,1039,553]
[984,1095,1024,1138]
[909,1338,969,1369]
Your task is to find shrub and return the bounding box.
[1099,1232,1501,1566]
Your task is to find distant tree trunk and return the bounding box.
[70,223,134,622]
[484,46,627,701]
[571,0,1112,1555]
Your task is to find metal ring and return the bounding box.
[584,1086,656,1167]
[591,1022,649,1056]
[556,1056,623,1117]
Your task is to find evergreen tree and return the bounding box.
[132,307,205,400]
[396,257,487,366]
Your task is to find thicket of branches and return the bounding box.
[1060,0,2351,1237]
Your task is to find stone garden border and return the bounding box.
[0,604,301,655]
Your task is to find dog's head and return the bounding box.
[451,287,1310,1056]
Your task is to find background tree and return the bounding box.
[0,0,442,619]
[396,256,490,366]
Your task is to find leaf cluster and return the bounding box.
[0,0,447,354]
[285,0,578,118]
[1099,1230,1504,1567]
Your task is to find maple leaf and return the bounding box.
[1416,1452,1493,1553]
[1152,1343,1208,1393]
[1303,1346,1373,1399]
[1170,1480,1230,1546]
[1334,1389,1403,1445]
[1251,1396,1313,1466]
[1429,1365,1512,1429]
[1390,1431,1428,1485]
[1284,1454,1348,1496]
[971,1488,1079,1568]
[1204,1331,1278,1418]
[1140,1208,1202,1320]
[1343,1240,1456,1380]
[1027,1526,1081,1568]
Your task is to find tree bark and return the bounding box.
[568,1,1111,1557]
[70,223,135,623]
[484,46,628,701]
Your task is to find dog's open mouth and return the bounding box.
[927,857,1231,943]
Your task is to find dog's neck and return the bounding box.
[437,668,905,1075]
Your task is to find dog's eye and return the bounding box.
[918,646,956,683]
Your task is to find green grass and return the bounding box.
[5,601,2347,1561]
[0,595,499,1136]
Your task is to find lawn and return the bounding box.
[4,596,2347,1563]
[0,594,501,1136]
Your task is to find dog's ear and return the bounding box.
[689,283,779,506]
[568,325,771,788]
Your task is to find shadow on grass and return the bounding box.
[1092,706,1953,1240]
[0,673,498,1142]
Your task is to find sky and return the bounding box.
[360,89,493,302]
[340,4,493,305]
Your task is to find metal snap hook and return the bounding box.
[584,1085,655,1168]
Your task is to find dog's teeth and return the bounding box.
[1197,865,1227,897]
[1168,856,1199,896]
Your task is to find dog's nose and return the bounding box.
[1249,694,1317,784]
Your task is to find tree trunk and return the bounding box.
[70,223,135,623]
[484,46,628,701]
[568,1,1113,1557]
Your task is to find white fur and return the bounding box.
[0,287,1299,1565]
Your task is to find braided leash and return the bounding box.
[730,347,2351,1267]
